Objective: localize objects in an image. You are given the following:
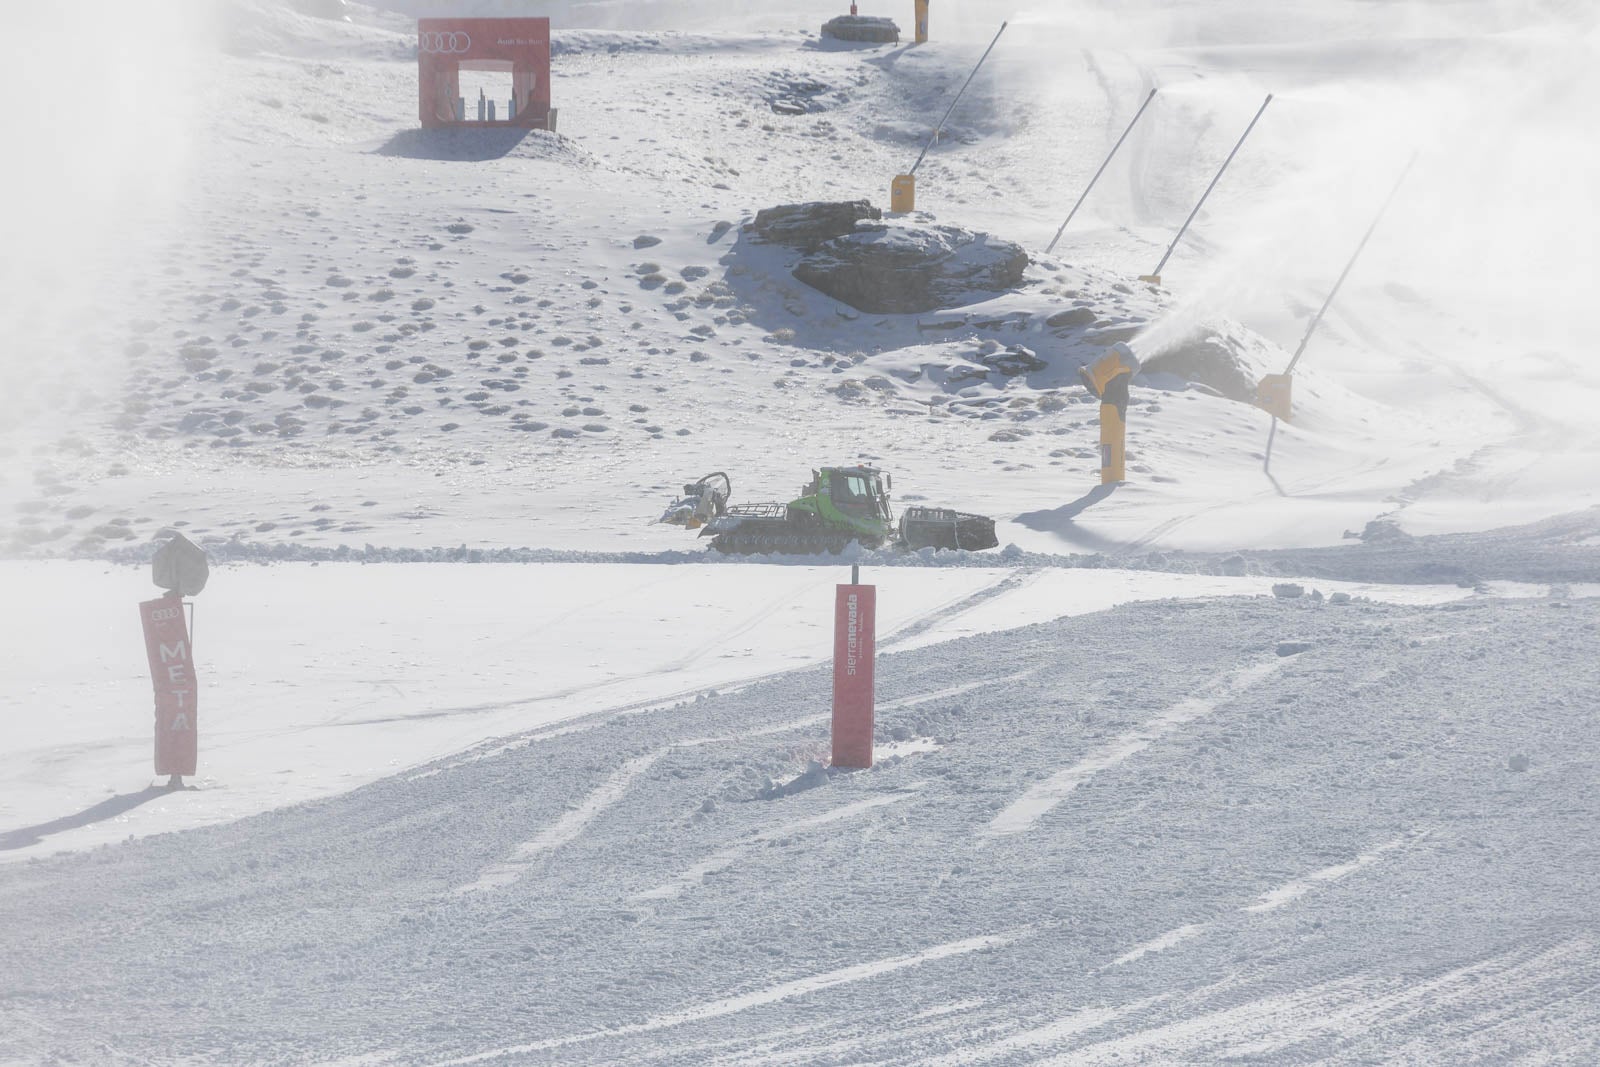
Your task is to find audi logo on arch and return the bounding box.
[419,30,471,54]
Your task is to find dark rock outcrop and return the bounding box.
[793,224,1029,314]
[977,345,1047,376]
[748,200,881,249]
[1046,307,1098,328]
[820,15,901,42]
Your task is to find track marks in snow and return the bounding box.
[408,578,1022,785]
[453,749,668,894]
[430,929,1026,1065]
[1243,829,1430,912]
[879,569,1044,652]
[901,834,1437,1064]
[1110,924,1208,967]
[634,788,921,901]
[984,660,1283,838]
[882,670,1037,712]
[416,671,1018,788]
[1105,830,1430,970]
[1069,939,1598,1066]
[916,1001,1157,1067]
[452,670,1015,896]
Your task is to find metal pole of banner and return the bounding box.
[852,563,860,585]
[1140,93,1272,285]
[909,21,1008,177]
[176,597,194,792]
[1045,87,1159,254]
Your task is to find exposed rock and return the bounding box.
[977,344,1046,376]
[1046,307,1098,328]
[1272,583,1305,599]
[748,200,882,249]
[793,223,1029,314]
[1361,518,1411,544]
[820,15,901,42]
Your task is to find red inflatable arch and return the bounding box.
[417,18,553,130]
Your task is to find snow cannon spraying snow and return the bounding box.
[1258,155,1415,467]
[1079,342,1141,485]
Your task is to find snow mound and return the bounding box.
[715,210,1284,413]
[1141,319,1280,404]
[374,128,598,166]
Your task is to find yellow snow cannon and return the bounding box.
[1078,342,1141,485]
[1255,373,1293,422]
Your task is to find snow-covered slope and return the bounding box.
[2,1,1598,1062]
[3,0,1595,560]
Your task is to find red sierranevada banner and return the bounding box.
[139,594,197,777]
[831,583,876,769]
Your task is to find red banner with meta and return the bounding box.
[139,594,197,777]
[831,583,876,769]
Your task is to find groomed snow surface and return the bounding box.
[3,0,1600,1062]
[3,573,1598,1064]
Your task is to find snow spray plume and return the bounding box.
[908,22,1009,176]
[1045,88,1158,254]
[1134,11,1599,382]
[0,0,209,455]
[1282,157,1416,378]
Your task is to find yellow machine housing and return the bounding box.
[1256,373,1293,422]
[1079,343,1141,485]
[890,174,916,212]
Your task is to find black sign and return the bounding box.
[152,533,209,597]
